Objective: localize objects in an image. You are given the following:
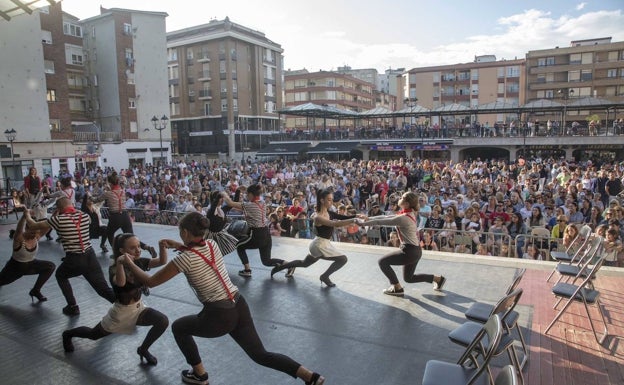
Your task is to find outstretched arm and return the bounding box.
[123,256,180,288]
[221,191,243,210]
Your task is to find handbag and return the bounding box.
[227,219,250,240]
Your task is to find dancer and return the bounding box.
[62,233,169,366]
[90,172,134,249]
[204,190,238,256]
[358,191,446,296]
[121,212,325,385]
[270,188,361,287]
[221,184,285,277]
[81,194,109,253]
[24,197,115,315]
[0,213,55,302]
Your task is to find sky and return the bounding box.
[61,0,624,73]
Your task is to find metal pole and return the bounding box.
[159,128,163,166]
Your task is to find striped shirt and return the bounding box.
[242,201,266,228]
[171,240,238,303]
[48,211,92,253]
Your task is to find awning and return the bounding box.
[307,141,359,154]
[256,142,310,156]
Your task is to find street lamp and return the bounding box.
[404,97,418,138]
[151,115,168,168]
[4,128,16,193]
[558,88,574,135]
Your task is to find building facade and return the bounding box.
[283,70,375,134]
[398,56,526,128]
[165,17,283,161]
[526,37,624,125]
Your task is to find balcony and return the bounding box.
[197,54,210,63]
[72,130,122,144]
[198,89,212,100]
[197,70,211,81]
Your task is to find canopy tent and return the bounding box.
[475,101,520,114]
[358,106,395,118]
[278,103,358,119]
[393,105,431,116]
[255,142,311,156]
[0,0,59,21]
[433,103,471,113]
[566,97,615,109]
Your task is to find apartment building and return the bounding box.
[398,56,526,127]
[166,17,283,159]
[0,3,169,182]
[81,7,169,169]
[283,70,375,132]
[526,37,624,123]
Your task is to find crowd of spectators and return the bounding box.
[18,154,624,265]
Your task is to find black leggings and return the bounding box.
[236,227,283,267]
[378,244,433,285]
[106,212,134,249]
[55,249,115,306]
[66,307,168,350]
[276,254,348,279]
[0,258,56,292]
[172,294,300,377]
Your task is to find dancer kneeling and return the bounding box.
[271,188,362,287]
[121,212,325,385]
[62,233,169,366]
[358,191,446,296]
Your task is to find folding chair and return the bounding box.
[547,233,594,282]
[422,314,503,385]
[544,255,608,344]
[550,224,592,263]
[550,237,603,287]
[366,227,381,245]
[449,289,524,384]
[464,270,528,370]
[495,365,519,385]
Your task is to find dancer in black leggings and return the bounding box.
[271,188,361,287]
[358,191,446,296]
[122,212,325,385]
[221,184,284,278]
[0,213,55,302]
[62,233,168,366]
[90,172,134,248]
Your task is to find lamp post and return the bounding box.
[151,115,168,168]
[4,128,16,193]
[404,97,418,138]
[558,88,574,135]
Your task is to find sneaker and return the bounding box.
[181,369,209,385]
[433,276,446,291]
[238,269,252,278]
[306,372,325,385]
[383,286,404,296]
[62,304,80,316]
[285,266,296,278]
[62,331,74,352]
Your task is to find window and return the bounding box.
[506,66,519,77]
[570,53,581,65]
[470,70,478,81]
[123,23,132,36]
[326,90,336,100]
[130,121,137,133]
[65,44,83,66]
[169,84,179,98]
[607,69,617,78]
[44,60,55,74]
[497,67,504,78]
[232,99,238,111]
[546,57,555,65]
[167,48,178,62]
[581,70,592,81]
[536,74,546,83]
[608,51,619,61]
[67,74,86,88]
[128,98,136,108]
[581,53,593,64]
[294,92,307,102]
[170,102,180,116]
[537,58,546,67]
[46,89,56,102]
[49,119,60,131]
[204,103,211,115]
[568,70,580,82]
[125,48,134,67]
[605,86,616,97]
[168,65,179,80]
[219,60,226,73]
[68,97,86,111]
[41,30,52,44]
[63,22,82,37]
[186,48,194,61]
[127,71,135,84]
[221,99,228,112]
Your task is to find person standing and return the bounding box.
[24,197,115,316]
[204,190,238,256]
[0,213,55,302]
[22,167,42,208]
[358,192,446,296]
[81,194,109,253]
[121,212,325,385]
[90,172,135,249]
[270,188,360,287]
[221,184,284,277]
[62,233,169,366]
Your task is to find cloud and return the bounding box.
[283,8,624,72]
[576,3,587,11]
